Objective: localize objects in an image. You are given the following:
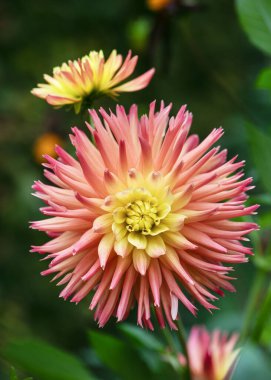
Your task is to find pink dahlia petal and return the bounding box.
[31,102,258,328]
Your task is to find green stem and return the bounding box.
[161,327,178,355]
[251,282,271,342]
[240,269,266,343]
[176,319,191,380]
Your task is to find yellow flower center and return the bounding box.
[107,186,173,251]
[125,198,160,235]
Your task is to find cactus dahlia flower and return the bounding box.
[31,50,155,113]
[179,326,240,380]
[31,102,258,329]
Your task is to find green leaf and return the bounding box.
[257,67,271,90]
[250,193,271,206]
[260,315,271,348]
[253,255,271,272]
[9,367,19,380]
[3,338,96,380]
[236,0,271,55]
[232,343,271,379]
[246,124,271,193]
[119,323,164,351]
[88,330,153,380]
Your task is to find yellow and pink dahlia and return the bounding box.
[31,50,155,113]
[179,326,240,380]
[31,102,258,329]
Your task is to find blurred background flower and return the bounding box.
[33,132,62,163]
[179,326,240,380]
[147,0,173,12]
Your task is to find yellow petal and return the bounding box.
[114,237,133,257]
[93,214,113,233]
[157,203,171,219]
[113,207,127,223]
[112,222,127,241]
[128,232,147,249]
[149,224,169,236]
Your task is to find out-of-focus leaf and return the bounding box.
[206,311,243,332]
[119,323,164,351]
[236,0,271,55]
[250,193,271,206]
[88,330,153,380]
[257,67,271,90]
[127,18,151,51]
[9,365,33,380]
[259,212,271,229]
[253,255,271,272]
[3,338,95,380]
[9,367,18,380]
[118,324,167,373]
[232,343,271,379]
[260,315,271,348]
[246,124,271,193]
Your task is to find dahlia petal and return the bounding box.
[133,249,151,275]
[98,282,122,327]
[72,229,100,254]
[160,246,195,285]
[163,231,197,250]
[148,259,162,306]
[128,232,147,249]
[110,256,132,289]
[47,94,79,105]
[161,266,197,315]
[90,261,115,310]
[98,233,115,269]
[117,266,137,321]
[170,293,179,320]
[112,68,155,92]
[81,258,101,281]
[93,214,113,233]
[160,286,178,330]
[182,226,227,253]
[114,236,133,257]
[113,207,127,223]
[149,224,169,236]
[146,235,166,258]
[112,222,127,241]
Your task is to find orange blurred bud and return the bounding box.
[33,132,62,163]
[147,0,172,11]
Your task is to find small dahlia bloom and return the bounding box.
[179,326,240,380]
[31,50,155,113]
[31,102,258,329]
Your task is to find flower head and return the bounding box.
[31,50,155,113]
[179,326,240,380]
[31,102,258,329]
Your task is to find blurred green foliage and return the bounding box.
[1,0,271,379]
